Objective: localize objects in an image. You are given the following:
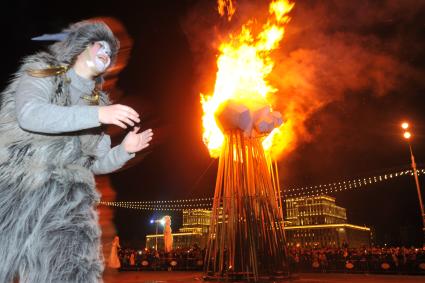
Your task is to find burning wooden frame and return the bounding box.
[204,103,290,282]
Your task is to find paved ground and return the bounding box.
[103,271,425,283]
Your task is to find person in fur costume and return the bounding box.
[0,20,153,282]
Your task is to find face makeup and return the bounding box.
[85,41,112,73]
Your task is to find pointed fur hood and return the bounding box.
[49,20,120,67]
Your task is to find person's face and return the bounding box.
[86,41,112,74]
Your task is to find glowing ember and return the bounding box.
[201,0,294,159]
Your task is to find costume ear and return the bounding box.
[31,32,69,41]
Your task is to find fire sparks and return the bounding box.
[201,0,294,158]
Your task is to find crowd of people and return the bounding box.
[288,246,425,274]
[115,245,425,275]
[117,245,204,271]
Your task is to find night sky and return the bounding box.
[2,0,425,248]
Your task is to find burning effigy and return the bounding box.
[201,0,295,281]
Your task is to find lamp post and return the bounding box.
[150,217,165,250]
[401,122,425,241]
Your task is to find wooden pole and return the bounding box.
[204,131,290,281]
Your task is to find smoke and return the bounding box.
[270,0,425,156]
[182,0,425,158]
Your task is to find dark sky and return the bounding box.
[2,0,425,247]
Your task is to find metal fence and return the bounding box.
[119,257,204,271]
[117,247,425,275]
[118,257,425,275]
[289,258,425,275]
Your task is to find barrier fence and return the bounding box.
[288,257,425,275]
[117,248,425,275]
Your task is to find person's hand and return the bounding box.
[122,127,153,153]
[98,104,140,129]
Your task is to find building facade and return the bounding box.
[145,196,371,250]
[284,195,371,248]
[285,195,347,226]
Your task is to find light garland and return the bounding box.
[285,168,425,198]
[99,168,425,211]
[98,201,212,211]
[110,197,213,204]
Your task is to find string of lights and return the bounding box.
[99,168,425,211]
[286,169,424,193]
[99,201,212,211]
[103,202,212,208]
[285,168,425,198]
[110,197,214,204]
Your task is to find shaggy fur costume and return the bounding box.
[0,21,118,283]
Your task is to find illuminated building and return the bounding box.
[285,195,347,226]
[284,195,371,248]
[146,196,370,249]
[179,209,211,234]
[146,209,211,250]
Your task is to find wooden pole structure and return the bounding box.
[204,131,290,282]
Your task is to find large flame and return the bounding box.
[201,0,294,158]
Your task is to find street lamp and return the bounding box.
[401,122,425,241]
[150,217,165,250]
